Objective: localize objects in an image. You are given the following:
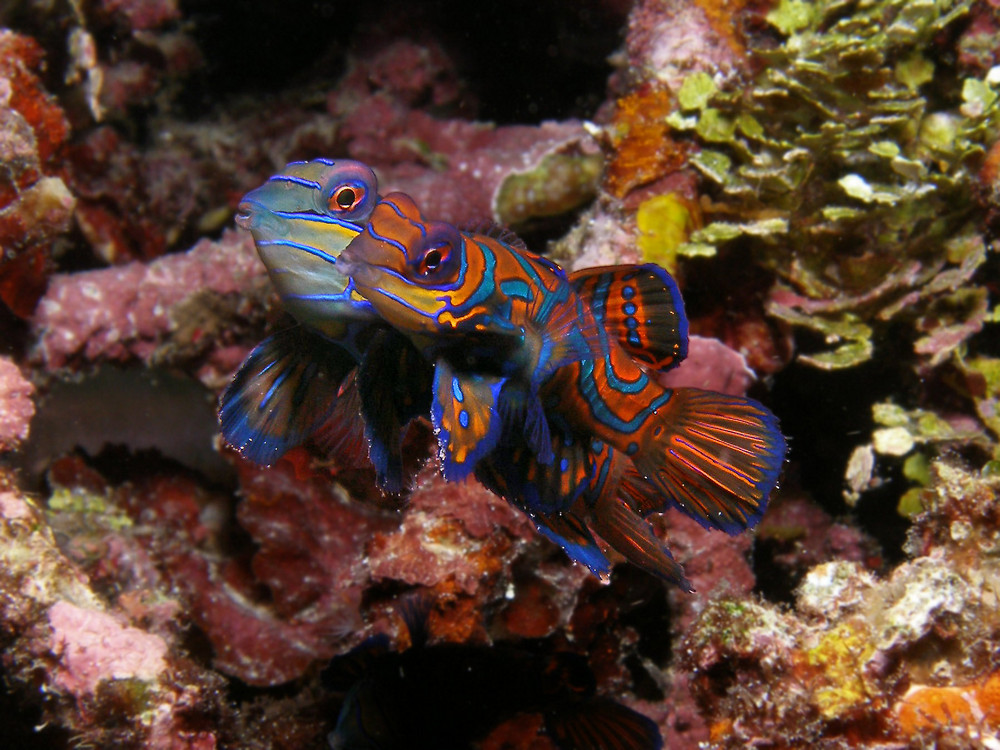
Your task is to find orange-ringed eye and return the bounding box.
[424,250,442,270]
[418,245,449,275]
[330,185,363,212]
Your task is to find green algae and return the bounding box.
[635,193,699,272]
[662,0,995,370]
[48,486,133,532]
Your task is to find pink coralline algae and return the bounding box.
[0,357,34,451]
[346,105,601,228]
[623,0,748,92]
[366,464,535,595]
[658,335,755,396]
[0,481,227,748]
[177,459,395,685]
[32,228,264,376]
[48,601,168,694]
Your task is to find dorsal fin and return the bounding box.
[570,263,688,372]
[458,219,528,251]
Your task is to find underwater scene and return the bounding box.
[1,0,999,747]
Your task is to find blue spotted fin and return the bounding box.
[630,389,786,534]
[219,326,356,466]
[570,263,688,372]
[431,358,506,482]
[356,328,433,492]
[545,696,664,750]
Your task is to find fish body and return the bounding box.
[339,192,601,480]
[222,160,432,486]
[339,193,787,588]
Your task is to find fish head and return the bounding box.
[235,159,380,329]
[339,192,467,337]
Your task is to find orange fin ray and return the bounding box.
[631,388,786,534]
[588,494,692,591]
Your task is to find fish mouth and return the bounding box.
[234,200,256,230]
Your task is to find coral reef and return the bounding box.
[0,357,34,450]
[31,229,266,384]
[0,0,999,748]
[684,461,1000,748]
[0,30,74,319]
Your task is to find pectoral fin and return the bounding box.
[431,359,505,481]
[219,326,356,466]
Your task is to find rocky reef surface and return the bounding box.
[1,0,1000,747]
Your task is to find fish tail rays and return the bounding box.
[629,388,786,535]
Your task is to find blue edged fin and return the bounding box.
[431,358,505,481]
[631,388,786,534]
[545,697,663,750]
[357,328,433,493]
[570,263,688,372]
[568,438,692,589]
[474,433,610,577]
[219,326,356,466]
[530,511,612,580]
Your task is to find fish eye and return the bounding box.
[418,244,450,276]
[329,185,364,212]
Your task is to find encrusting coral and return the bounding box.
[683,460,1000,749]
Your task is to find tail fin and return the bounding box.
[630,389,786,534]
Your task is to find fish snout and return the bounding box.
[235,200,256,230]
